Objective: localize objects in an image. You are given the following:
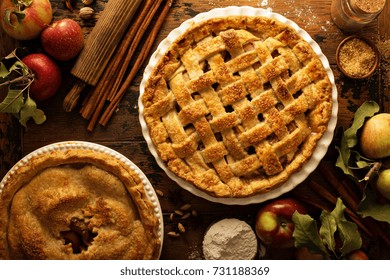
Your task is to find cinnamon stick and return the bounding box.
[308,179,390,248]
[318,162,361,212]
[82,0,171,131]
[98,0,173,127]
[106,0,164,102]
[291,186,374,238]
[80,0,158,120]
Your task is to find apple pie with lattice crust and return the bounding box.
[141,16,333,198]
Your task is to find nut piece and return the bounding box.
[156,189,164,197]
[177,222,186,233]
[181,212,191,220]
[79,7,94,20]
[180,204,191,211]
[174,209,184,216]
[167,231,180,237]
[82,0,94,5]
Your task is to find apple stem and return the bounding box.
[363,162,382,181]
[0,74,34,88]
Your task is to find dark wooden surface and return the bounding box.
[1,0,389,259]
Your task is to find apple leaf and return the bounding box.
[338,220,362,256]
[358,186,390,223]
[9,60,29,75]
[336,101,380,177]
[344,101,380,148]
[331,199,362,256]
[292,212,328,257]
[319,211,337,254]
[19,95,46,127]
[0,63,10,80]
[20,0,33,6]
[0,88,24,113]
[293,199,362,259]
[0,48,46,127]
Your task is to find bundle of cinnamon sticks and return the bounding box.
[292,161,390,248]
[79,0,173,131]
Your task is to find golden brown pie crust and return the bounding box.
[142,16,333,198]
[0,148,161,259]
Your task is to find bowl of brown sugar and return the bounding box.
[336,35,379,79]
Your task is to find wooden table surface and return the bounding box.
[1,0,389,260]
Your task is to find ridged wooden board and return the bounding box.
[70,0,142,85]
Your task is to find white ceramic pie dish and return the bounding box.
[138,6,338,205]
[0,141,164,258]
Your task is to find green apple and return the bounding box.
[360,113,390,159]
[376,169,390,200]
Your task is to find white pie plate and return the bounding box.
[0,141,164,259]
[138,6,338,205]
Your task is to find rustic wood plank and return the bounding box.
[378,0,390,113]
[1,0,389,260]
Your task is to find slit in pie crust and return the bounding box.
[0,146,161,259]
[141,15,333,198]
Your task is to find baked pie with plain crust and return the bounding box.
[0,145,161,259]
[141,15,333,198]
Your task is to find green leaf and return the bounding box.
[344,101,380,149]
[336,101,380,177]
[358,187,390,223]
[330,198,347,222]
[1,47,46,127]
[335,140,354,177]
[331,199,362,256]
[338,220,362,256]
[319,211,337,254]
[19,95,46,127]
[292,212,328,256]
[0,62,10,79]
[0,88,24,113]
[20,0,33,6]
[9,60,29,75]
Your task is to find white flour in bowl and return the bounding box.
[202,218,258,260]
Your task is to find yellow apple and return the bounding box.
[360,113,390,159]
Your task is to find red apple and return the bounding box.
[346,249,369,260]
[0,0,53,40]
[41,18,84,61]
[294,246,324,260]
[22,53,62,101]
[255,198,307,248]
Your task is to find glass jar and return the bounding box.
[331,0,386,32]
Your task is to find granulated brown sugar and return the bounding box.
[338,37,377,78]
[352,0,386,13]
[377,39,390,59]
